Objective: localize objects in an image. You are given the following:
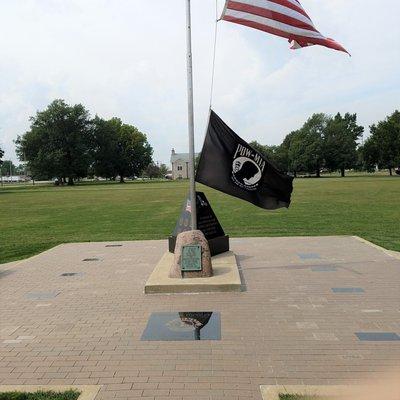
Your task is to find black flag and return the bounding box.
[196,110,294,210]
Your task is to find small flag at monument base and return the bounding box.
[196,111,293,210]
[185,199,192,213]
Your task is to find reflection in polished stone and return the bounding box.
[332,287,364,293]
[298,253,321,260]
[141,312,220,341]
[356,332,400,341]
[25,291,60,300]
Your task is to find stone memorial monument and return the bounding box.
[168,192,229,256]
[169,229,213,278]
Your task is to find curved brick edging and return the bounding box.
[353,236,400,260]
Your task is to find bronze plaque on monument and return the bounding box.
[181,245,202,272]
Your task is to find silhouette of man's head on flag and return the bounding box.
[235,160,259,185]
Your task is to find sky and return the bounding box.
[0,0,399,166]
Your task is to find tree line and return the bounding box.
[3,102,399,184]
[0,160,26,176]
[14,99,160,185]
[250,111,400,177]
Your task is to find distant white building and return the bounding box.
[0,175,28,183]
[170,149,199,180]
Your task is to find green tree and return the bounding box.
[91,117,153,182]
[0,160,17,176]
[288,114,330,177]
[250,141,272,158]
[90,117,120,180]
[324,113,364,177]
[15,99,92,185]
[249,141,286,171]
[15,163,27,175]
[359,142,377,173]
[354,145,370,172]
[278,131,297,175]
[365,111,400,176]
[142,163,164,179]
[159,163,168,176]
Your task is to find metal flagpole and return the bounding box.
[185,0,197,230]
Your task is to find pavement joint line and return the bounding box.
[2,339,22,344]
[312,332,339,341]
[0,269,16,278]
[311,266,337,272]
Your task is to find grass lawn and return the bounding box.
[279,395,320,400]
[0,175,399,264]
[0,390,80,400]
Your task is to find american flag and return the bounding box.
[221,0,348,54]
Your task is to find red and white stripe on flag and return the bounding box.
[221,0,349,54]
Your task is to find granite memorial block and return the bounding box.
[168,192,229,256]
[169,230,213,278]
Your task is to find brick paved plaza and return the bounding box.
[1,236,400,399]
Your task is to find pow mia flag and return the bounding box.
[195,111,294,210]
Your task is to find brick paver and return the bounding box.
[1,236,400,399]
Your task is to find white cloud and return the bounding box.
[0,0,399,164]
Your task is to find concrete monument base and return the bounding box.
[145,251,241,294]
